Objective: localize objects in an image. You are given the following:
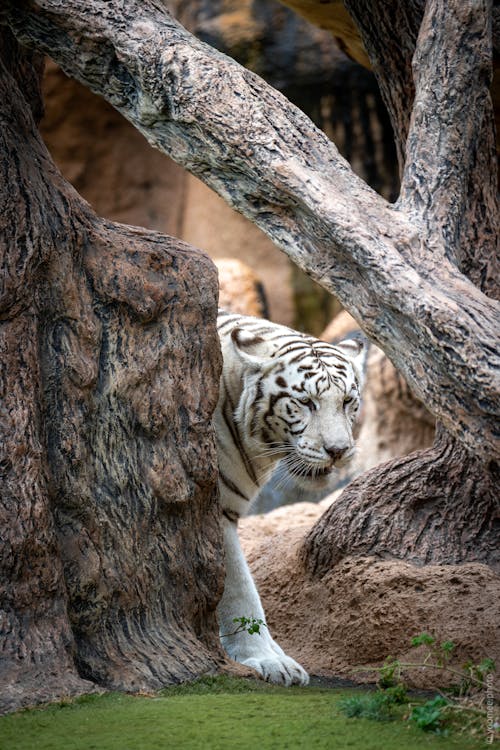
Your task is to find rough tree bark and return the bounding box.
[0,29,228,713]
[303,0,499,574]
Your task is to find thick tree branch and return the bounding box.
[2,0,499,459]
[336,0,498,293]
[400,0,494,260]
[343,0,423,171]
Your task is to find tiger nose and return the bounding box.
[324,445,349,462]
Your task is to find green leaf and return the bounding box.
[476,658,496,675]
[410,632,435,648]
[409,695,449,733]
[440,640,455,654]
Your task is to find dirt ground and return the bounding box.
[239,497,500,690]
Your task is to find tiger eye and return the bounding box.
[300,398,315,410]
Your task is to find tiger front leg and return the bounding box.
[217,515,309,686]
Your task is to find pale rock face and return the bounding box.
[215,258,268,319]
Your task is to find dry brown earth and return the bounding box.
[240,499,500,689]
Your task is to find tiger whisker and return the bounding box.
[255,467,277,484]
[271,457,305,487]
[253,442,293,458]
[253,448,292,459]
[254,456,296,484]
[276,458,312,490]
[273,467,299,493]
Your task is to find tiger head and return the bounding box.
[230,326,365,489]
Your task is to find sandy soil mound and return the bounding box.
[240,500,500,689]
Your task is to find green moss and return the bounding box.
[0,678,486,750]
[159,674,282,696]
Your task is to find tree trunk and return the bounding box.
[303,0,499,572]
[0,29,227,713]
[303,426,500,576]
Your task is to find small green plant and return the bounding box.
[409,695,450,734]
[220,616,267,638]
[405,633,497,700]
[377,656,401,689]
[410,632,455,666]
[339,673,408,724]
[350,632,498,741]
[338,691,399,722]
[460,657,497,697]
[383,684,408,704]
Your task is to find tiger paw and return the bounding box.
[242,652,310,686]
[223,632,309,686]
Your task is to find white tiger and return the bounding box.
[215,309,365,686]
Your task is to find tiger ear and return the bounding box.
[231,327,271,369]
[334,337,366,374]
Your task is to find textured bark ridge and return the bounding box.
[0,30,225,712]
[303,0,500,572]
[304,427,500,576]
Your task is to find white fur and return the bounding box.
[215,311,364,685]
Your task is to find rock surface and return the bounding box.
[216,258,269,318]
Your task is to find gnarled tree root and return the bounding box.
[302,427,500,577]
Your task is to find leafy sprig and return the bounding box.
[220,616,267,638]
[343,632,498,739]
